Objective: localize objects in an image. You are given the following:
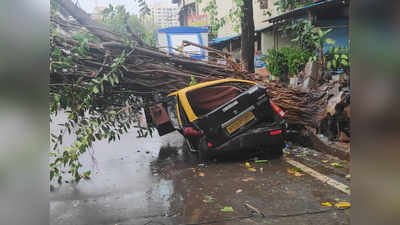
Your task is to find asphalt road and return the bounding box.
[50,129,351,225]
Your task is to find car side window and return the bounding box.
[166,96,180,129]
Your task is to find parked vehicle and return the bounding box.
[149,78,286,160]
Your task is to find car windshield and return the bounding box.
[187,81,255,117]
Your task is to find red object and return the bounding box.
[269,100,285,118]
[270,130,282,136]
[184,127,203,136]
[207,142,213,148]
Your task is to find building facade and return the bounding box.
[175,0,349,61]
[149,2,180,28]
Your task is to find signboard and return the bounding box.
[187,14,208,27]
[168,33,203,58]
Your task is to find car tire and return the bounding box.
[271,147,283,159]
[198,137,210,161]
[262,146,283,159]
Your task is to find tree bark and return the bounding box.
[240,0,255,73]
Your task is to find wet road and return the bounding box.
[50,129,351,225]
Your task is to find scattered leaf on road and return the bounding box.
[287,168,295,174]
[335,202,351,209]
[294,172,304,177]
[255,160,268,163]
[221,206,234,212]
[288,168,304,176]
[248,177,256,181]
[236,189,243,194]
[286,190,296,195]
[345,174,351,180]
[321,202,332,207]
[248,168,257,172]
[331,162,344,168]
[322,160,329,163]
[245,162,251,168]
[203,195,215,203]
[199,172,205,177]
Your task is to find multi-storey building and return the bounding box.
[149,2,180,28]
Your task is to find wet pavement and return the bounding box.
[50,128,351,225]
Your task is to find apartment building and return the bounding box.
[149,2,180,28]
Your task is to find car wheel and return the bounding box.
[183,138,197,153]
[271,147,283,159]
[198,137,210,161]
[262,146,283,159]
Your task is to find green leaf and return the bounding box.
[50,170,55,180]
[92,86,99,94]
[83,170,91,179]
[327,61,332,69]
[221,206,234,212]
[334,54,340,60]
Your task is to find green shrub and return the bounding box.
[325,46,350,74]
[265,47,311,82]
[265,48,288,82]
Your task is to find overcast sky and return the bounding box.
[77,0,173,14]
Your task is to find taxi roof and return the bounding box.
[167,78,257,97]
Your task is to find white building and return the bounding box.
[149,2,179,28]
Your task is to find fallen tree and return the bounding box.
[50,0,350,184]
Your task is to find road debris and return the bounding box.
[334,202,351,209]
[331,162,344,168]
[248,168,257,172]
[236,189,243,194]
[244,203,265,217]
[321,202,333,207]
[287,168,304,177]
[220,206,234,212]
[242,177,256,182]
[203,195,215,203]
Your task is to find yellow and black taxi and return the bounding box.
[149,78,286,160]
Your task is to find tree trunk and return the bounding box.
[241,0,255,73]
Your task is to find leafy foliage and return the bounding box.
[265,47,310,81]
[325,46,350,74]
[50,4,155,185]
[274,0,313,13]
[284,47,311,77]
[265,48,288,81]
[283,19,335,63]
[101,5,159,47]
[202,0,227,37]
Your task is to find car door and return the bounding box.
[148,95,180,136]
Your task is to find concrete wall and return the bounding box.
[260,29,295,54]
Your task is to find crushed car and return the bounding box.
[149,78,286,160]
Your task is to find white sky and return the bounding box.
[76,0,173,14]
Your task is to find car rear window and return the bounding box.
[187,82,255,117]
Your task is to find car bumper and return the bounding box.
[211,124,285,154]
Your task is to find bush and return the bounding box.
[325,46,350,74]
[265,47,311,82]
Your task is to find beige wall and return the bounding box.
[179,0,293,53]
[193,0,280,38]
